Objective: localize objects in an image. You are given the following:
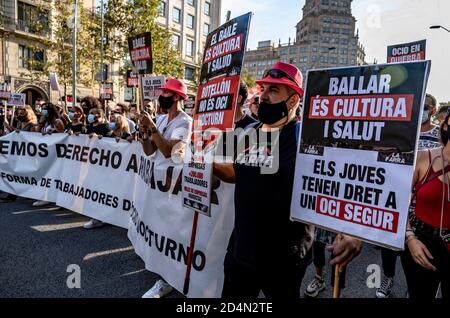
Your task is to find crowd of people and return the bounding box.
[0,62,449,299]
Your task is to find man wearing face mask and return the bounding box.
[214,62,362,298]
[139,78,192,298]
[86,108,110,138]
[33,98,46,116]
[139,78,193,161]
[419,94,441,150]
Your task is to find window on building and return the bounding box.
[186,39,194,57]
[173,7,181,23]
[172,34,180,50]
[158,1,166,17]
[187,0,195,7]
[17,1,49,35]
[312,55,317,62]
[203,23,210,36]
[19,45,44,70]
[187,14,195,29]
[341,58,348,64]
[185,66,195,81]
[204,2,211,16]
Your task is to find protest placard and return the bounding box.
[290,61,431,250]
[127,70,139,87]
[8,93,26,107]
[141,76,165,101]
[100,83,114,100]
[128,32,152,74]
[183,12,252,216]
[387,40,426,63]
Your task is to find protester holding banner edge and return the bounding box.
[107,114,131,142]
[82,107,111,229]
[36,103,65,135]
[67,105,86,135]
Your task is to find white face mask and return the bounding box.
[422,110,430,125]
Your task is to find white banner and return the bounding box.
[0,131,234,297]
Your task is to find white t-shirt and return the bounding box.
[127,118,136,134]
[153,111,193,160]
[419,125,441,150]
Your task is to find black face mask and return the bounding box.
[158,94,175,110]
[258,96,293,125]
[17,115,27,122]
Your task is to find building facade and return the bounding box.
[244,0,366,80]
[156,0,221,92]
[0,0,222,106]
[0,0,99,105]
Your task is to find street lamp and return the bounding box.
[430,25,450,33]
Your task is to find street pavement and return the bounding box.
[0,196,409,298]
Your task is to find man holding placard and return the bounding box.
[139,78,192,298]
[215,62,362,298]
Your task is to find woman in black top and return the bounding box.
[67,105,86,134]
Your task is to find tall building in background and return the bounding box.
[157,0,221,95]
[244,0,366,80]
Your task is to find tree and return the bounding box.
[103,0,184,78]
[240,70,256,89]
[24,0,101,102]
[48,0,100,101]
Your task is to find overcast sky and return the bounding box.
[221,0,450,104]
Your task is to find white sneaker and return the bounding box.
[83,219,104,229]
[32,200,50,207]
[142,279,173,298]
[376,277,394,298]
[305,275,326,298]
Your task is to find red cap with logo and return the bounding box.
[160,78,188,101]
[256,62,304,97]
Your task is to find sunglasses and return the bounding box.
[263,69,299,86]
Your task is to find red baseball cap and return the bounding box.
[256,62,304,97]
[160,78,188,101]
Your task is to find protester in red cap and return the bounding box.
[139,78,193,161]
[214,62,362,298]
[139,78,193,298]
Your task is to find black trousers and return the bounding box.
[381,248,399,278]
[221,252,311,299]
[401,231,450,299]
[312,240,346,289]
